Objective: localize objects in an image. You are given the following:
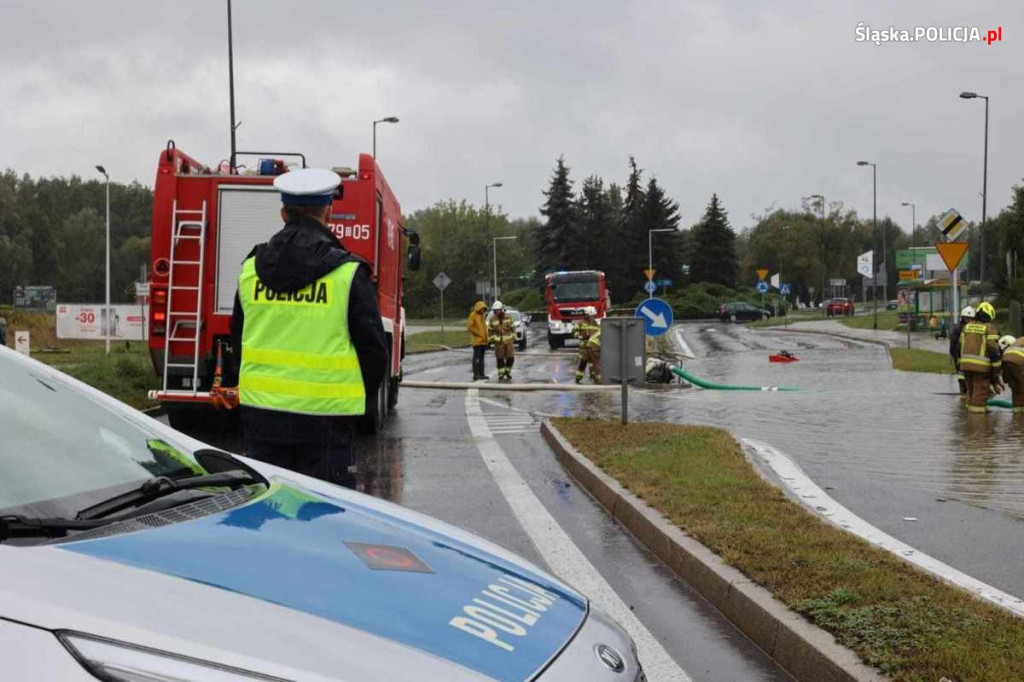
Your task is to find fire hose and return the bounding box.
[669,365,798,392]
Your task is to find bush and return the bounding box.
[501,286,544,311]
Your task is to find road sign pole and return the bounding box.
[952,268,960,327]
[620,322,628,425]
[440,288,445,344]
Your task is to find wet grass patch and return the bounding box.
[840,310,900,331]
[890,347,955,374]
[553,418,1024,681]
[406,330,471,354]
[31,342,160,410]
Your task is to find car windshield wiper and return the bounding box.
[0,515,109,542]
[75,470,261,521]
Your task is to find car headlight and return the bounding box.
[59,632,286,682]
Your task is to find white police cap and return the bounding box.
[273,168,340,206]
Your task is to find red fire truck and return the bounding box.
[544,270,610,349]
[147,141,419,432]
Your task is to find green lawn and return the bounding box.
[405,330,471,354]
[554,418,1024,682]
[749,311,822,328]
[889,347,955,374]
[839,310,901,331]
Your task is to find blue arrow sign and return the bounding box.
[643,280,658,294]
[635,298,674,337]
[756,281,769,294]
[780,283,791,296]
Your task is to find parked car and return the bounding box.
[488,308,529,350]
[826,298,855,316]
[717,301,771,322]
[885,300,899,310]
[0,348,642,681]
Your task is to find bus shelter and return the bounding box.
[897,278,967,333]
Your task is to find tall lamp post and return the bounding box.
[493,236,517,302]
[647,228,675,298]
[95,165,111,355]
[372,116,399,158]
[901,201,916,349]
[485,182,503,301]
[959,91,989,297]
[806,194,826,314]
[857,161,879,329]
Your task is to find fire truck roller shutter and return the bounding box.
[216,186,282,314]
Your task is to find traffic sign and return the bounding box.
[15,331,29,356]
[756,281,769,294]
[643,280,657,294]
[635,298,673,337]
[857,250,873,278]
[432,272,451,291]
[644,268,656,281]
[654,278,673,287]
[936,242,969,272]
[780,283,792,296]
[756,268,769,281]
[939,208,967,242]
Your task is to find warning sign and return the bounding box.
[935,242,969,272]
[756,268,769,281]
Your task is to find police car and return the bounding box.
[0,347,643,681]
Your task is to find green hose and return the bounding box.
[988,398,1014,409]
[670,365,798,392]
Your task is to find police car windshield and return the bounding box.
[551,281,600,302]
[0,352,203,519]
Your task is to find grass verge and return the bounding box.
[890,347,955,375]
[553,418,1024,681]
[840,310,900,331]
[749,312,821,328]
[406,330,471,354]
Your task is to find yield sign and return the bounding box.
[756,268,769,281]
[935,242,969,272]
[643,268,656,281]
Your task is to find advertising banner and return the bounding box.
[56,304,148,341]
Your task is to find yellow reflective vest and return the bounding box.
[488,315,515,344]
[959,321,1001,372]
[238,258,365,416]
[574,319,601,348]
[1003,339,1024,366]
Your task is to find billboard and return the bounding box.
[56,304,148,341]
[13,285,56,312]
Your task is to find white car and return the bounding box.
[488,309,528,351]
[0,347,643,681]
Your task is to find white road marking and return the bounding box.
[743,439,1024,618]
[465,389,691,681]
[672,326,695,359]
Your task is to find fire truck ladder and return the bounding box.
[160,199,207,399]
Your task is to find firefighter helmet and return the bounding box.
[977,301,996,321]
[999,335,1016,352]
[583,306,597,317]
[960,305,975,319]
[491,300,504,311]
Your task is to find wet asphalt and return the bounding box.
[170,319,1024,680]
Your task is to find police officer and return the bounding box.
[999,335,1024,413]
[949,305,975,396]
[229,168,388,487]
[958,301,1001,414]
[573,307,601,383]
[488,301,516,382]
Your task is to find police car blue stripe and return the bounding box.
[61,484,587,681]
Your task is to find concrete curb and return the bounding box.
[766,326,890,348]
[540,419,887,682]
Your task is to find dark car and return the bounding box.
[717,301,771,322]
[826,298,855,316]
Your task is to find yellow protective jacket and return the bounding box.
[574,319,601,347]
[959,320,1001,372]
[488,314,516,344]
[1002,338,1024,366]
[467,301,489,346]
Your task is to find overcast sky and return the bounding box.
[1,0,1020,232]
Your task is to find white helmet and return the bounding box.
[961,305,975,319]
[583,306,597,317]
[999,335,1016,352]
[491,300,504,311]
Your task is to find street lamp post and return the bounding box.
[959,91,989,297]
[493,236,517,302]
[901,201,916,349]
[806,194,826,315]
[485,182,503,301]
[372,116,399,159]
[647,228,675,299]
[857,161,879,329]
[96,166,111,354]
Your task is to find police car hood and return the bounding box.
[255,216,354,292]
[3,474,587,682]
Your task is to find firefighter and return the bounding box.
[229,168,388,487]
[488,300,516,382]
[466,301,489,380]
[949,305,975,396]
[999,335,1024,413]
[958,301,1001,414]
[574,306,601,383]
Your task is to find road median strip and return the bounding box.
[542,418,1024,682]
